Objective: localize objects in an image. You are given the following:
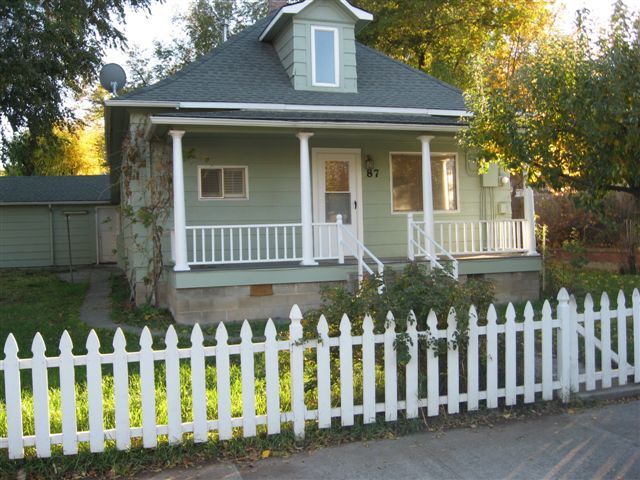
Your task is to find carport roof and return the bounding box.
[0,175,112,205]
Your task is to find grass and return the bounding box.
[0,265,638,478]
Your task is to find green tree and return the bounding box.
[0,0,154,146]
[354,0,551,89]
[461,2,640,201]
[127,0,268,87]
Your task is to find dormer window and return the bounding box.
[311,26,339,87]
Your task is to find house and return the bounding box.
[104,0,541,323]
[0,175,118,268]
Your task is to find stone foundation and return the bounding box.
[163,281,343,325]
[470,271,540,304]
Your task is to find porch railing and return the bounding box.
[433,219,529,255]
[407,214,459,279]
[336,215,384,290]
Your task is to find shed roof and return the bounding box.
[0,175,112,205]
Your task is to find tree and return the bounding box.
[461,2,640,201]
[0,0,153,148]
[354,0,551,89]
[127,0,268,87]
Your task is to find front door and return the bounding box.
[312,149,362,258]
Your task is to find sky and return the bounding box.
[103,0,640,75]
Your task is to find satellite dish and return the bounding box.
[99,63,127,95]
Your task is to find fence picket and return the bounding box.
[406,312,419,418]
[601,292,612,388]
[112,328,130,450]
[466,306,479,411]
[164,326,182,445]
[86,330,104,453]
[523,303,535,403]
[504,304,517,406]
[59,331,78,455]
[633,289,640,383]
[290,305,306,438]
[569,295,580,392]
[139,327,157,448]
[541,300,553,401]
[426,311,440,417]
[486,305,498,408]
[215,322,232,440]
[339,313,354,426]
[264,319,281,434]
[240,321,257,437]
[557,289,571,402]
[3,334,23,459]
[317,315,331,428]
[384,311,398,421]
[584,294,596,391]
[362,314,376,423]
[191,324,208,443]
[31,333,51,458]
[617,290,628,385]
[446,308,460,414]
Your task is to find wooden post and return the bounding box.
[289,305,306,438]
[557,288,571,402]
[169,130,190,271]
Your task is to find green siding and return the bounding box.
[0,205,98,268]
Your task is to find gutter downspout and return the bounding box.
[49,204,55,266]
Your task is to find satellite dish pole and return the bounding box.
[99,63,127,96]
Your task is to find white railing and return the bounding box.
[186,223,303,265]
[336,214,384,287]
[407,214,459,278]
[313,222,340,261]
[2,288,638,459]
[434,219,529,255]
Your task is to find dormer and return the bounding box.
[260,0,373,93]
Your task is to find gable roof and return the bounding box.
[115,15,466,112]
[0,175,112,205]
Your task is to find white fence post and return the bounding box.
[289,305,306,439]
[541,300,553,400]
[406,311,419,418]
[504,304,517,406]
[31,333,51,458]
[339,314,354,426]
[191,324,208,443]
[86,330,104,453]
[583,294,596,391]
[113,328,131,450]
[264,319,281,435]
[633,289,640,383]
[486,305,498,409]
[426,311,440,417]
[446,308,460,414]
[557,288,571,402]
[240,321,257,438]
[59,331,78,455]
[466,306,479,411]
[362,314,376,424]
[139,327,157,448]
[601,292,612,388]
[215,322,232,441]
[523,303,535,403]
[569,295,580,392]
[616,290,628,386]
[164,326,182,445]
[384,311,398,421]
[316,315,331,428]
[523,186,537,255]
[3,334,23,459]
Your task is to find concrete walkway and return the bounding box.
[139,399,640,480]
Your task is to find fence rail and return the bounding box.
[1,288,639,459]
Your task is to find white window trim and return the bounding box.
[388,152,461,215]
[197,165,249,201]
[311,25,340,88]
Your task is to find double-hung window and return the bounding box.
[199,166,248,200]
[390,153,458,213]
[311,26,339,87]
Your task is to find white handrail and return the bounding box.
[407,214,459,279]
[336,215,384,291]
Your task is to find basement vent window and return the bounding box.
[199,166,248,200]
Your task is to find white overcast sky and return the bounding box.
[103,0,640,79]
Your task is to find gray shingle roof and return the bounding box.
[155,110,465,125]
[120,15,466,111]
[0,175,111,204]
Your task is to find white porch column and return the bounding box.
[297,132,317,266]
[524,186,537,255]
[418,135,435,258]
[169,130,190,271]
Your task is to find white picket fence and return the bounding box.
[1,288,639,460]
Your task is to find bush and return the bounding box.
[304,263,495,362]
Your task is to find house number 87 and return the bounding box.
[366,168,379,178]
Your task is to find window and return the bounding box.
[312,26,339,87]
[199,166,248,200]
[390,153,458,212]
